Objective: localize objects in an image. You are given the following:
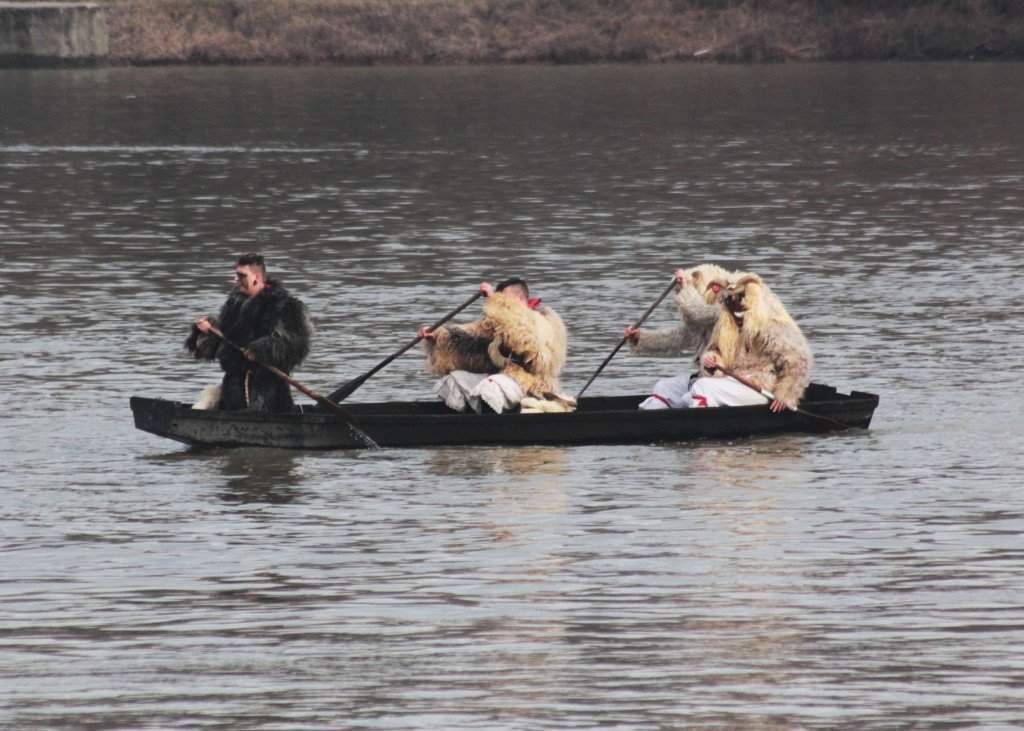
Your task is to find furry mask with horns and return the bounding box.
[708,272,799,368]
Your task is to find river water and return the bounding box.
[1,63,1022,729]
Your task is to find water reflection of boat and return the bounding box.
[141,447,304,503]
[130,383,878,450]
[214,448,303,504]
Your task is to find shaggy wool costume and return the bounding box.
[185,280,314,412]
[422,320,496,378]
[698,273,812,410]
[633,264,736,410]
[631,263,734,365]
[424,290,568,399]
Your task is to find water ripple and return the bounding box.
[1,63,1023,730]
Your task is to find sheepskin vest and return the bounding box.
[425,291,568,397]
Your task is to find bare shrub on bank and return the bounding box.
[105,0,1024,64]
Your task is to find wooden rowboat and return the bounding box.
[130,383,878,450]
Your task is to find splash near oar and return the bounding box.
[575,277,678,401]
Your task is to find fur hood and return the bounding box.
[702,272,812,409]
[684,263,733,307]
[632,263,736,362]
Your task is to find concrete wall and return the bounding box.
[0,2,108,65]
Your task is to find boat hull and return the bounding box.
[130,384,878,450]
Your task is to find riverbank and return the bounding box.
[104,0,1024,64]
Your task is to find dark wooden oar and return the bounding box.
[716,365,851,431]
[575,277,678,401]
[206,324,380,449]
[327,290,484,403]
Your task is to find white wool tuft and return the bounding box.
[192,385,222,410]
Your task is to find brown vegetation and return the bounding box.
[105,0,1024,64]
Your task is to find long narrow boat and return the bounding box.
[130,383,878,450]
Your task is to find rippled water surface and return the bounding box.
[2,64,1023,730]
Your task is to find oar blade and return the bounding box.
[327,376,364,403]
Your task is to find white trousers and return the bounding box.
[638,375,768,410]
[435,371,524,414]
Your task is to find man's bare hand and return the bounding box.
[195,317,212,334]
[243,348,257,362]
[624,325,640,344]
[479,281,494,297]
[417,326,436,340]
[702,352,720,371]
[674,268,689,287]
[770,399,786,413]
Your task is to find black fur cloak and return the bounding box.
[185,280,313,412]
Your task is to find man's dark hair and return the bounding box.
[236,253,266,275]
[496,277,529,297]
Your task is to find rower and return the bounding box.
[676,272,813,412]
[184,253,314,413]
[418,278,571,414]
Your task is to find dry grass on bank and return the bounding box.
[105,0,1024,64]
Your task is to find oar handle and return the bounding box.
[576,277,678,401]
[425,290,485,333]
[328,290,484,403]
[395,289,486,361]
[633,277,680,329]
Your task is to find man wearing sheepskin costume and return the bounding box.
[420,278,571,414]
[626,263,735,410]
[185,253,314,412]
[684,272,813,412]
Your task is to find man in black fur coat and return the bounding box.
[185,253,314,412]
